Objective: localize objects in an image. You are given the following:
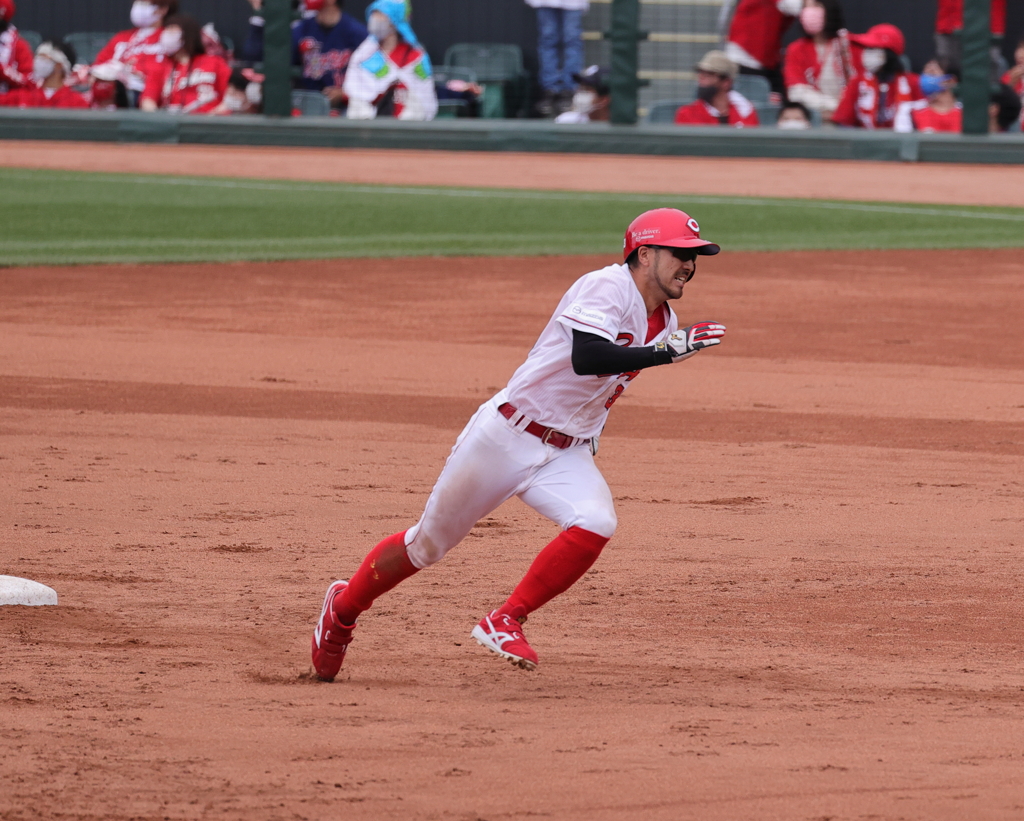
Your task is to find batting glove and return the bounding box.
[663,321,726,362]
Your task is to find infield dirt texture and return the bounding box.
[2,142,1024,821]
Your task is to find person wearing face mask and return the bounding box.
[782,0,856,121]
[212,68,263,115]
[911,59,961,133]
[139,15,231,114]
[832,24,924,133]
[674,50,759,128]
[343,0,436,120]
[0,41,89,108]
[554,64,610,124]
[722,0,802,95]
[0,0,34,93]
[91,0,178,105]
[243,0,367,110]
[776,101,812,129]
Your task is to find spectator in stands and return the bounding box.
[783,0,856,122]
[139,15,231,114]
[200,23,232,62]
[935,0,1006,79]
[675,50,759,127]
[912,59,961,133]
[0,41,89,108]
[528,0,588,117]
[1001,36,1023,118]
[832,24,924,133]
[242,0,367,110]
[212,68,262,114]
[343,0,436,120]
[722,0,802,95]
[554,64,610,123]
[91,0,178,106]
[776,100,812,128]
[0,0,34,93]
[989,83,1022,132]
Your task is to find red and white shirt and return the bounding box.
[833,70,924,132]
[504,264,679,439]
[936,0,1005,36]
[726,0,800,71]
[0,85,90,108]
[675,91,759,127]
[92,27,165,92]
[783,36,860,113]
[140,53,232,113]
[0,25,34,92]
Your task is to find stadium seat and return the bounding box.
[19,29,42,51]
[64,32,116,65]
[433,66,478,118]
[755,103,781,126]
[645,99,690,124]
[734,74,771,105]
[291,89,331,116]
[442,43,529,118]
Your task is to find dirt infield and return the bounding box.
[2,248,1023,820]
[3,139,1024,206]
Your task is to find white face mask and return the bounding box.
[224,92,246,111]
[571,90,596,113]
[245,81,262,106]
[32,56,55,83]
[159,29,183,55]
[777,117,810,130]
[368,16,394,42]
[130,1,161,29]
[861,48,886,74]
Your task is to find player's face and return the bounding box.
[650,247,697,300]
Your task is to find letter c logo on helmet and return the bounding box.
[623,208,721,261]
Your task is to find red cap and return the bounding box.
[623,208,720,261]
[850,24,905,56]
[0,0,15,21]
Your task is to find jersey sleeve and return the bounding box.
[139,60,168,107]
[555,273,629,343]
[831,76,858,125]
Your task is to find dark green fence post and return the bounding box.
[608,0,645,125]
[960,0,990,134]
[263,0,292,117]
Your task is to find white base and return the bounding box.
[0,575,58,606]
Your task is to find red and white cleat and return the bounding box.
[311,580,355,681]
[471,611,538,670]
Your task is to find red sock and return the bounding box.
[498,526,609,620]
[331,530,419,625]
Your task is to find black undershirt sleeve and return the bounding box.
[571,330,674,376]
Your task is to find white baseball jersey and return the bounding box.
[504,263,679,439]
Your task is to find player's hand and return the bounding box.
[666,321,726,362]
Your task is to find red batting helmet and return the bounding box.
[623,208,720,262]
[0,0,15,22]
[850,24,905,56]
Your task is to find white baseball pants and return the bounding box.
[404,394,617,569]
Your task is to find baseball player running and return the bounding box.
[312,208,726,679]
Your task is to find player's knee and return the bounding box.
[569,503,617,540]
[405,528,455,568]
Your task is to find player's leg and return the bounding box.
[313,402,538,679]
[471,446,616,669]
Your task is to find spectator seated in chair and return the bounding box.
[911,59,961,133]
[139,14,231,114]
[783,0,857,122]
[832,23,924,133]
[0,41,89,108]
[211,67,262,115]
[90,0,178,105]
[343,0,437,120]
[675,50,759,127]
[0,0,35,93]
[554,64,610,123]
[990,83,1022,133]
[776,100,812,129]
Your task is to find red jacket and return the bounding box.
[936,0,1005,36]
[141,53,232,113]
[833,70,924,131]
[0,26,34,91]
[0,85,90,108]
[783,36,861,91]
[675,91,760,127]
[726,0,796,70]
[93,27,165,90]
[912,104,962,133]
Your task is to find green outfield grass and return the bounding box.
[3,167,1023,266]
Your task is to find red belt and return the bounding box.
[498,403,586,450]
